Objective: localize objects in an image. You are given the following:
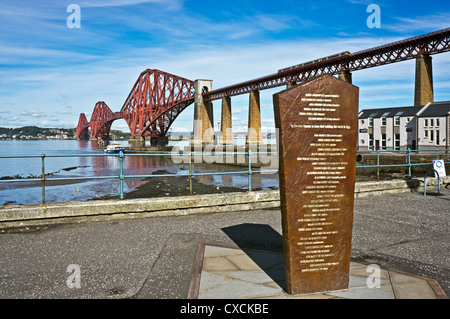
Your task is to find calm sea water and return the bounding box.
[0,139,278,205]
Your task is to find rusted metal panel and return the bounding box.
[273,74,359,294]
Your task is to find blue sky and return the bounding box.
[0,0,449,133]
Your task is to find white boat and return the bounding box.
[104,141,125,154]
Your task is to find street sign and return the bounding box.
[433,160,446,177]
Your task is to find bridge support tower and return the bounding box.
[219,96,234,144]
[414,54,434,106]
[192,80,214,145]
[338,70,352,84]
[129,136,146,146]
[246,90,263,144]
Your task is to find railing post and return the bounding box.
[376,149,380,182]
[119,151,124,199]
[407,148,411,177]
[189,152,193,196]
[248,149,252,191]
[41,153,46,204]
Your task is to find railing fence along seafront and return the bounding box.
[0,148,448,204]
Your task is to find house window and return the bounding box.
[436,130,440,145]
[430,130,434,142]
[395,134,400,150]
[436,119,440,126]
[369,118,373,126]
[381,117,386,126]
[369,134,374,150]
[394,116,400,126]
[430,119,434,127]
[424,130,428,139]
[424,119,428,127]
[381,134,386,150]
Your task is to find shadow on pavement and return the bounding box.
[221,223,286,289]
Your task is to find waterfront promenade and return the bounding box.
[0,187,448,299]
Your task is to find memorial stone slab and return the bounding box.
[273,74,359,294]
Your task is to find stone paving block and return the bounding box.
[216,270,275,285]
[195,245,444,299]
[198,271,226,291]
[202,256,240,272]
[390,272,437,299]
[198,279,282,299]
[204,245,246,258]
[226,254,260,271]
[326,286,395,299]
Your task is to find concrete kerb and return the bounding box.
[0,191,280,227]
[355,176,449,198]
[0,177,449,228]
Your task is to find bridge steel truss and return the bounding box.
[76,113,90,140]
[202,27,450,102]
[76,69,195,140]
[89,101,122,140]
[120,69,195,138]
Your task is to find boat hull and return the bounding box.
[104,149,125,154]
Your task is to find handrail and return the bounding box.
[0,147,447,205]
[355,148,450,180]
[0,150,278,204]
[423,169,440,196]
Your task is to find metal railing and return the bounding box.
[0,148,448,205]
[356,148,450,180]
[0,150,278,204]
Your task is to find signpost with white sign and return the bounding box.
[433,160,446,177]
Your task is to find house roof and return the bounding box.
[358,106,423,119]
[417,101,450,117]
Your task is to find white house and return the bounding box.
[416,101,450,149]
[357,101,450,150]
[358,106,424,150]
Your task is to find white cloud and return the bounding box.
[39,120,77,128]
[20,111,46,118]
[56,110,74,115]
[384,13,450,34]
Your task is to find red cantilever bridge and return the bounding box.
[77,28,450,140]
[77,69,195,140]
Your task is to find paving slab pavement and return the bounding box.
[190,245,446,299]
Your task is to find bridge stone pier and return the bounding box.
[192,80,214,145]
[193,83,265,146]
[246,90,263,144]
[129,136,146,145]
[414,54,434,106]
[338,70,352,84]
[219,96,233,144]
